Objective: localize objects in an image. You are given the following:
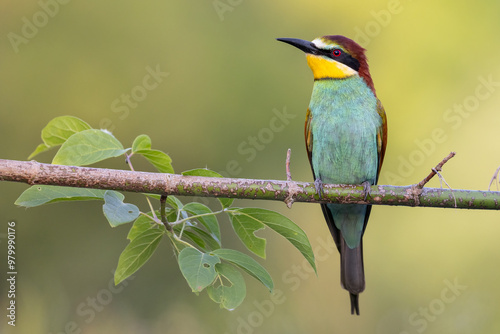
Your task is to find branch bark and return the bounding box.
[1,158,499,210]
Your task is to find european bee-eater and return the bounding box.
[277,35,387,315]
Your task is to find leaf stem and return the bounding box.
[170,209,226,226]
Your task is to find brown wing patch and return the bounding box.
[305,108,313,166]
[376,99,387,179]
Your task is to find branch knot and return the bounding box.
[285,181,299,209]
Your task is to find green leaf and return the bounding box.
[189,227,221,251]
[132,134,152,152]
[28,143,51,160]
[182,230,207,250]
[207,263,246,310]
[182,168,223,177]
[15,185,106,207]
[29,116,91,159]
[134,149,174,173]
[218,198,234,210]
[231,208,316,272]
[127,214,157,241]
[182,202,221,244]
[182,168,234,208]
[212,248,273,292]
[227,208,266,258]
[179,226,221,252]
[144,193,161,200]
[166,196,184,211]
[178,248,221,292]
[43,116,92,146]
[166,208,179,223]
[115,227,164,285]
[52,129,127,166]
[102,191,140,227]
[131,135,174,173]
[42,116,92,146]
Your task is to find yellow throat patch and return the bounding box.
[306,54,357,80]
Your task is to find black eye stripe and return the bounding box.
[318,48,360,72]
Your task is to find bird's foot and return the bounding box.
[361,181,372,201]
[314,178,324,199]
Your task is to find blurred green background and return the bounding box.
[2,0,500,333]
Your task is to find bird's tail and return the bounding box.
[340,237,365,315]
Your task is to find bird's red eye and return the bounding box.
[333,49,341,57]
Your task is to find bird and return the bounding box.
[277,35,387,315]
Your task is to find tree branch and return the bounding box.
[1,158,499,210]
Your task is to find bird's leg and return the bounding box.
[314,178,324,199]
[361,181,371,201]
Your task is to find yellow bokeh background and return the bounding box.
[1,0,500,333]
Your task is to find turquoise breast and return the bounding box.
[308,76,381,185]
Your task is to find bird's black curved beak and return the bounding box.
[276,38,319,55]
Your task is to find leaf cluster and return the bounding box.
[17,116,316,309]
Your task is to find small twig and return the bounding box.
[160,195,172,232]
[125,153,135,171]
[284,148,297,208]
[177,210,189,239]
[416,152,456,189]
[146,197,158,221]
[170,209,224,226]
[433,168,457,208]
[286,148,292,182]
[488,166,500,191]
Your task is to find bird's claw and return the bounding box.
[314,178,324,199]
[361,181,371,201]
